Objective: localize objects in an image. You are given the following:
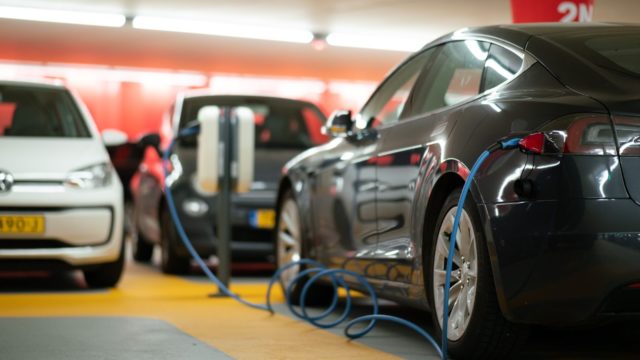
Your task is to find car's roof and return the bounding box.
[0,79,67,90]
[442,23,640,111]
[175,93,327,126]
[430,22,640,50]
[184,92,311,103]
[474,22,637,36]
[181,93,323,110]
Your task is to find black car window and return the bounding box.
[355,48,436,130]
[481,44,523,92]
[179,97,325,149]
[410,40,489,116]
[250,104,313,149]
[0,85,90,138]
[585,35,640,76]
[548,32,640,77]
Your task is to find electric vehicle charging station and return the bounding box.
[195,105,255,290]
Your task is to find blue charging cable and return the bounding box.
[440,137,520,357]
[163,125,520,360]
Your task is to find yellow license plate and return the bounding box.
[249,209,276,229]
[0,215,45,235]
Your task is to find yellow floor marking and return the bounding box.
[0,262,400,360]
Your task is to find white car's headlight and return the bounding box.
[65,163,113,189]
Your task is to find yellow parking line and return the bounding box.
[0,263,399,359]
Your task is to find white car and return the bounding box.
[0,80,125,288]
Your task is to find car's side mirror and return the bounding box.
[323,110,353,138]
[138,132,161,156]
[102,128,128,147]
[138,132,160,148]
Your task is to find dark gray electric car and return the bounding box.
[132,94,326,274]
[276,24,640,358]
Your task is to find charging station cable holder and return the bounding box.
[196,105,255,296]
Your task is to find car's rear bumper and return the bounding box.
[0,238,123,267]
[0,181,124,266]
[172,189,276,262]
[485,198,640,326]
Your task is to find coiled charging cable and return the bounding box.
[163,125,521,360]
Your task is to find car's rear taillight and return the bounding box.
[613,116,640,156]
[519,114,616,155]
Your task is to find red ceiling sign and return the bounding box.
[511,0,594,23]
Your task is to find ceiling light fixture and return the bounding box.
[0,5,126,27]
[132,16,314,44]
[326,33,428,52]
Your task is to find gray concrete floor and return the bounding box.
[0,317,231,360]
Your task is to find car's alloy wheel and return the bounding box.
[276,194,302,288]
[427,188,527,358]
[433,206,478,341]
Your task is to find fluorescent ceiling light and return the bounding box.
[0,5,126,27]
[326,33,427,52]
[133,16,314,44]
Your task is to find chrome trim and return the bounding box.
[384,36,538,126]
[0,170,14,193]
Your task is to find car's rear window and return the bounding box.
[180,97,327,149]
[552,32,640,77]
[0,85,90,138]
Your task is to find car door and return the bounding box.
[374,40,492,287]
[311,50,435,272]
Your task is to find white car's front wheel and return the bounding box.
[84,231,125,288]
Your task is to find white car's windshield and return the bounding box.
[0,85,90,138]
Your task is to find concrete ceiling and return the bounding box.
[0,0,639,81]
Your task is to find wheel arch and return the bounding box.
[419,163,512,320]
[275,170,316,258]
[275,176,293,216]
[421,171,465,254]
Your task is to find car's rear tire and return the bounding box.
[84,236,125,289]
[276,189,335,306]
[426,188,527,359]
[160,207,191,275]
[132,225,154,263]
